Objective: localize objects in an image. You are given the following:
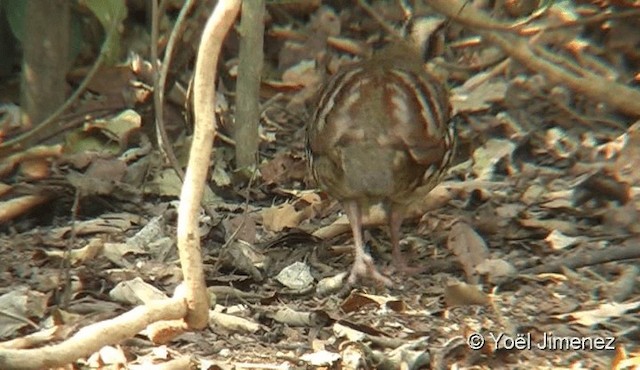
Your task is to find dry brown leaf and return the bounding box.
[520,184,546,205]
[44,238,104,266]
[300,350,341,367]
[526,1,580,46]
[443,282,490,306]
[554,301,640,326]
[602,202,640,233]
[340,292,408,314]
[332,322,366,342]
[451,75,507,115]
[544,127,578,160]
[19,158,50,180]
[0,182,11,196]
[519,217,577,235]
[220,241,266,282]
[146,168,183,197]
[472,139,516,180]
[223,213,257,244]
[447,222,490,282]
[275,261,314,290]
[269,307,329,328]
[0,144,63,179]
[475,258,517,285]
[262,202,306,232]
[0,288,49,338]
[281,60,320,87]
[0,194,50,223]
[260,152,307,185]
[109,277,168,305]
[86,345,128,368]
[544,229,580,250]
[85,158,127,182]
[574,170,630,205]
[614,121,640,186]
[316,272,348,296]
[209,311,260,334]
[50,212,139,240]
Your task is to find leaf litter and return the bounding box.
[1,1,640,368]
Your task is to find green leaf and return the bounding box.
[81,0,127,31]
[1,0,26,42]
[80,0,127,64]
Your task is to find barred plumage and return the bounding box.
[306,42,455,286]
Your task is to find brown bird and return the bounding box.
[306,42,455,286]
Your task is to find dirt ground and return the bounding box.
[1,1,639,369]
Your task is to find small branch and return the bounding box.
[428,0,640,117]
[153,0,196,181]
[235,0,266,172]
[0,298,186,370]
[177,0,241,329]
[521,244,640,275]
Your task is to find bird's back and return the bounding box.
[307,46,455,207]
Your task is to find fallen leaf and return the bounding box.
[447,222,490,282]
[545,229,580,250]
[262,202,305,232]
[555,301,640,326]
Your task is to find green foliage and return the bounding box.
[1,0,25,42]
[0,0,128,66]
[81,0,127,34]
[0,0,128,67]
[80,0,128,65]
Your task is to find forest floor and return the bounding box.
[1,1,639,369]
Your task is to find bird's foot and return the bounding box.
[391,250,427,276]
[347,252,393,287]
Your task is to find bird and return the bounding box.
[306,41,456,286]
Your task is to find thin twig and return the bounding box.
[153,0,196,182]
[429,0,640,118]
[356,0,402,39]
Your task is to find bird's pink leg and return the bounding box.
[344,201,392,286]
[389,205,424,275]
